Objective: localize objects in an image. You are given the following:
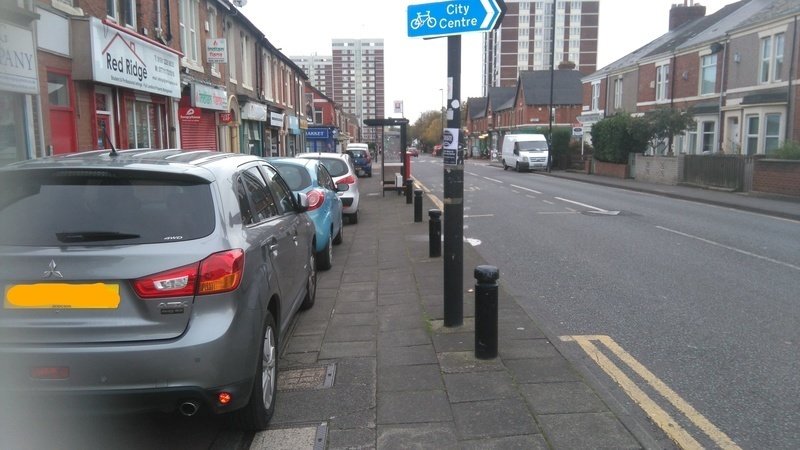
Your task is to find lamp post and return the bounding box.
[439,88,445,147]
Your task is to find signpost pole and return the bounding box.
[443,35,463,327]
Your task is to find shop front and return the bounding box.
[305,126,338,153]
[240,101,267,156]
[267,110,284,156]
[1,15,39,166]
[287,114,300,156]
[179,82,227,150]
[73,17,181,151]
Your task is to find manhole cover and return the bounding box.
[278,364,336,391]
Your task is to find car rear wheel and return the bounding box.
[348,211,358,225]
[232,312,277,431]
[503,160,508,170]
[300,250,317,310]
[316,232,333,270]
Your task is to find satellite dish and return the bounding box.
[233,0,247,6]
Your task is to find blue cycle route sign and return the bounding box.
[407,0,505,38]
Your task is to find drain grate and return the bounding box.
[278,364,336,391]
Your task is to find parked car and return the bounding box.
[297,152,360,224]
[270,157,344,270]
[0,149,317,431]
[345,143,372,177]
[406,147,419,157]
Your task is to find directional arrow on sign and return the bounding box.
[407,0,506,38]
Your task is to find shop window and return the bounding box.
[0,93,27,166]
[126,100,165,149]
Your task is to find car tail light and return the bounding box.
[306,189,325,211]
[133,249,244,298]
[337,174,356,185]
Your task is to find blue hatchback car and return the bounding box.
[270,158,344,270]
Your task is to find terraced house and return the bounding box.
[579,0,800,156]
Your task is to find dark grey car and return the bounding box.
[0,149,317,430]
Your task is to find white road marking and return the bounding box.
[656,226,800,272]
[542,200,554,205]
[482,176,503,183]
[510,184,542,194]
[525,194,537,199]
[554,197,606,212]
[464,214,495,218]
[466,171,479,176]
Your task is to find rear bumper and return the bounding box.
[0,303,261,415]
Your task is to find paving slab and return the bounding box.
[377,390,452,424]
[520,382,609,415]
[442,371,518,403]
[378,364,444,392]
[505,357,582,383]
[451,398,540,440]
[537,412,643,450]
[376,423,459,450]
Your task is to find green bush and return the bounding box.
[771,141,800,160]
[590,114,649,163]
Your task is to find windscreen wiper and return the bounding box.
[56,231,141,243]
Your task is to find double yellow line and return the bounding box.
[561,335,740,450]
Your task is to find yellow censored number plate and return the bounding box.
[5,283,121,309]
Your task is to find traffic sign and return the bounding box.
[407,0,506,38]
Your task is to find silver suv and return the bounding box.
[0,149,317,430]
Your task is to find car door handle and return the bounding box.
[267,237,279,254]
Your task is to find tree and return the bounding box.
[410,110,443,150]
[645,107,696,155]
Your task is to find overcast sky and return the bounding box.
[240,0,737,122]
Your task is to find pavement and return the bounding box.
[250,162,800,450]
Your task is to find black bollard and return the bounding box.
[428,209,442,258]
[414,189,423,222]
[405,179,413,204]
[474,265,500,359]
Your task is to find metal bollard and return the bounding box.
[405,179,414,204]
[474,265,500,359]
[428,209,442,258]
[414,189,423,222]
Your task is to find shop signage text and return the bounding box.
[192,83,227,110]
[206,39,227,64]
[306,129,330,139]
[270,112,284,127]
[218,112,233,124]
[90,18,181,98]
[0,22,39,94]
[179,107,201,124]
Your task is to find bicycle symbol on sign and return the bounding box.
[410,10,437,30]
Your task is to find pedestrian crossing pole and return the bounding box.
[443,35,463,327]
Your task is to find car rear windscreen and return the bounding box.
[0,169,215,246]
[272,162,313,191]
[318,159,349,177]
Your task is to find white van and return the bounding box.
[501,134,549,172]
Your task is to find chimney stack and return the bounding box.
[669,2,706,31]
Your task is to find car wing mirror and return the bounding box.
[336,183,350,192]
[295,192,309,212]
